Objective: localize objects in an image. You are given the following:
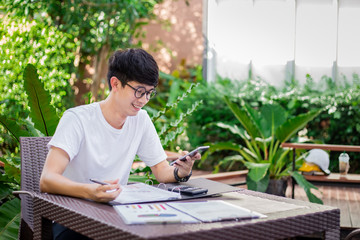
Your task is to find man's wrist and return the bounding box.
[173,167,192,182]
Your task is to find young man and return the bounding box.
[40,48,200,239]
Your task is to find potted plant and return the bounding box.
[202,96,323,204]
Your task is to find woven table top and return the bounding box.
[32,188,340,240]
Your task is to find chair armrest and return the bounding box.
[13,190,35,199]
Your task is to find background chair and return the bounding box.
[13,137,52,240]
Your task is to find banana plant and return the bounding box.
[202,96,323,204]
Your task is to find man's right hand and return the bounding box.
[41,147,122,203]
[88,179,122,202]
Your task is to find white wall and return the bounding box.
[205,0,360,87]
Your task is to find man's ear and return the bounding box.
[110,77,120,90]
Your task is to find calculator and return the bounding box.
[168,185,208,196]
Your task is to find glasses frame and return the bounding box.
[125,82,157,100]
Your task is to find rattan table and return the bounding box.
[32,188,340,240]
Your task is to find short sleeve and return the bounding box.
[136,112,167,167]
[48,111,84,161]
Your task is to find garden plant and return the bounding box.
[201,95,323,203]
[187,77,360,174]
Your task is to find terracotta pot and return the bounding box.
[265,178,288,197]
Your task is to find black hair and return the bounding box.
[107,48,159,90]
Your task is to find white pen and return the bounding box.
[90,179,109,185]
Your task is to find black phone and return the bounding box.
[178,146,210,161]
[169,146,210,166]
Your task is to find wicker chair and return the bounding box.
[13,137,52,240]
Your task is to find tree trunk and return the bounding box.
[73,60,90,106]
[72,41,92,106]
[91,44,110,101]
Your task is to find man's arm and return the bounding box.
[150,152,201,183]
[40,146,121,202]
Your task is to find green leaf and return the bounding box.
[260,104,287,138]
[0,183,12,201]
[215,155,244,173]
[23,64,59,136]
[159,71,179,82]
[211,122,246,138]
[245,162,270,182]
[151,83,200,122]
[246,173,270,192]
[220,155,244,163]
[224,96,262,139]
[243,102,264,137]
[199,142,246,167]
[291,171,323,204]
[0,198,21,240]
[128,175,158,185]
[254,136,272,144]
[201,142,244,158]
[276,109,322,143]
[3,169,20,186]
[128,175,151,183]
[161,126,185,148]
[22,119,42,137]
[168,80,181,104]
[271,147,291,176]
[0,116,32,143]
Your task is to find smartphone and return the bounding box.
[178,146,210,161]
[169,146,210,166]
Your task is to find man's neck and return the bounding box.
[99,97,126,130]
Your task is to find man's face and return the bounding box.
[114,79,155,117]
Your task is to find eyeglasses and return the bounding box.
[125,83,157,100]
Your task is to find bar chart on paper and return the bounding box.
[114,203,199,224]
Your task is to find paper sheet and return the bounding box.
[167,200,266,222]
[114,203,199,224]
[221,192,307,214]
[113,182,181,204]
[115,200,265,224]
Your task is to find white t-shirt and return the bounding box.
[48,102,167,185]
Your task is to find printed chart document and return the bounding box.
[114,203,200,224]
[112,182,181,205]
[114,200,266,224]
